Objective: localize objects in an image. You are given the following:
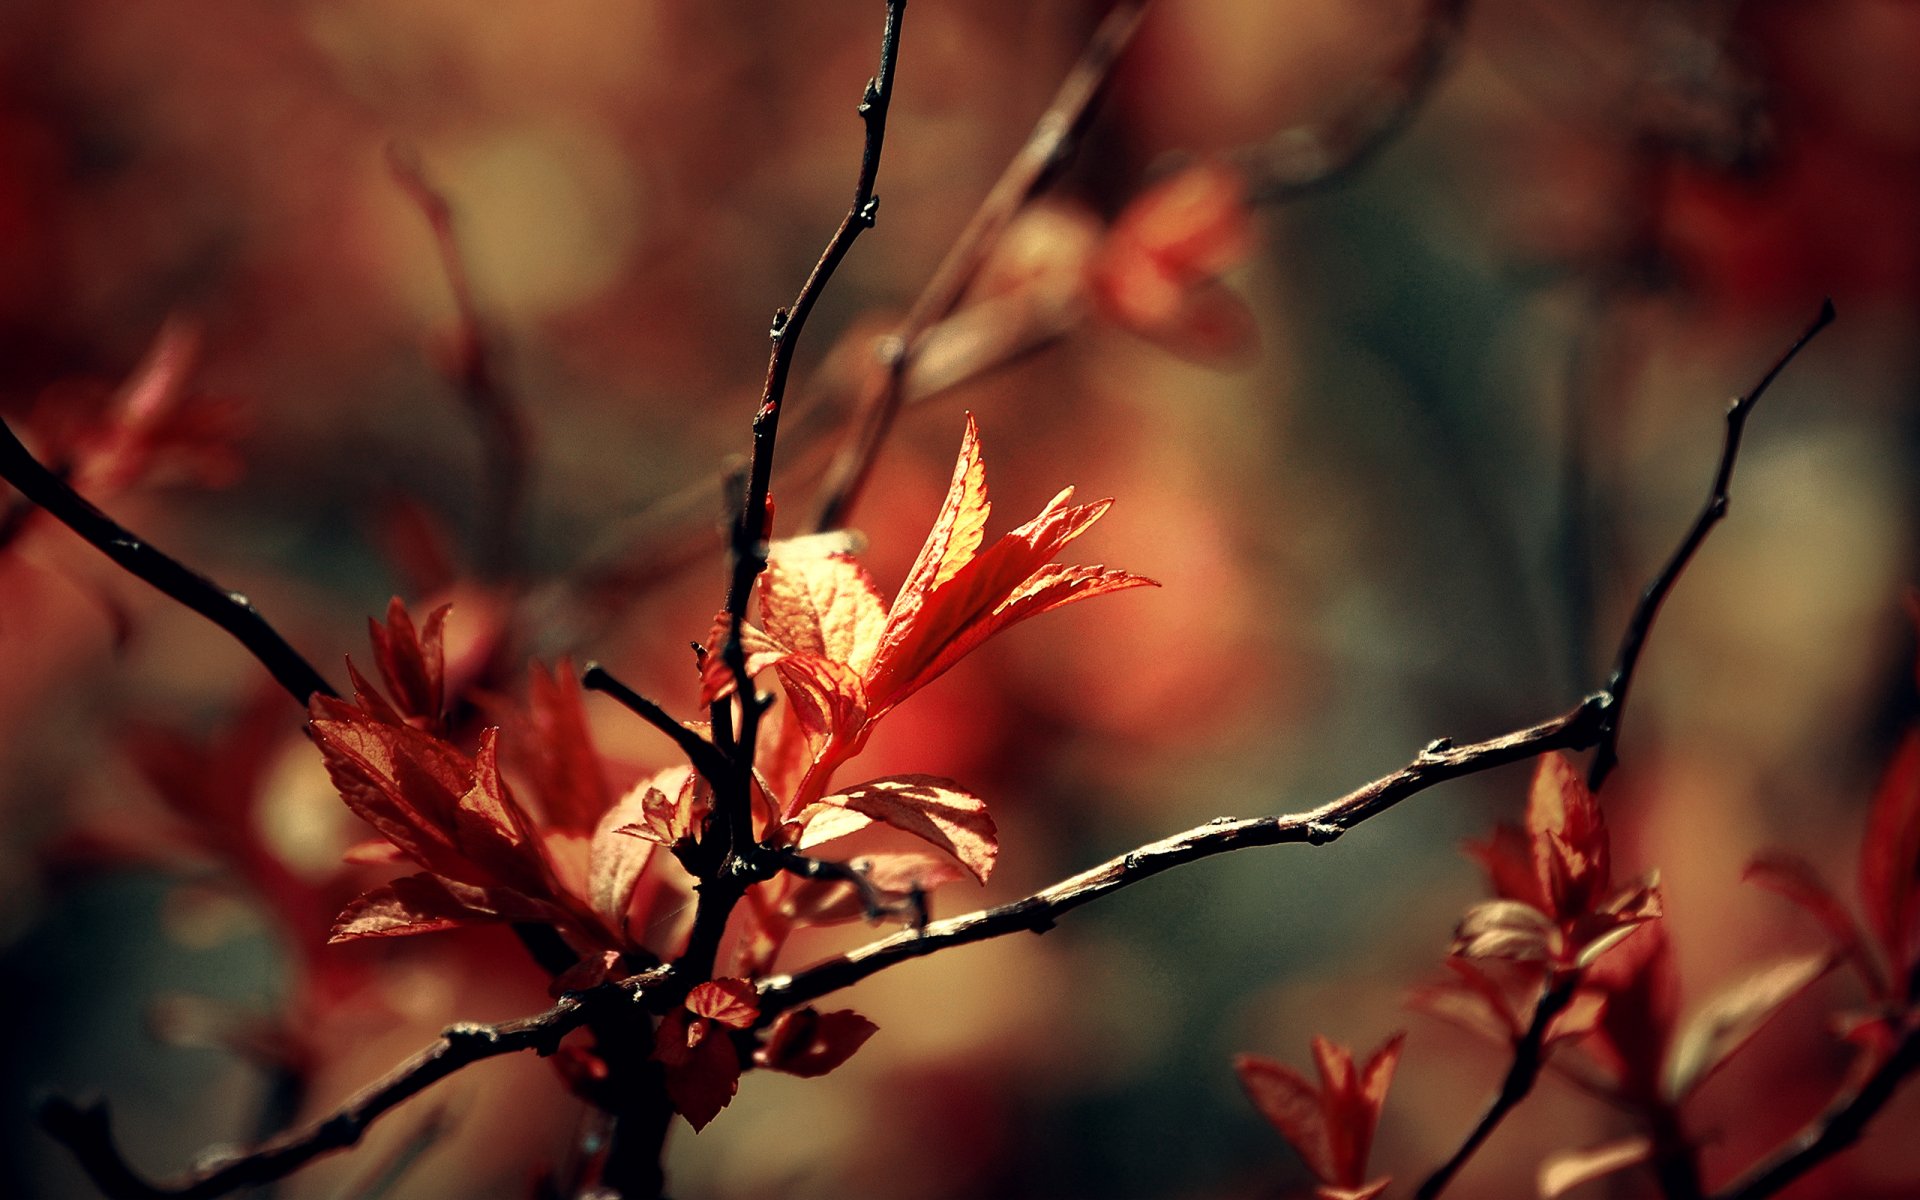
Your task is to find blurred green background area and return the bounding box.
[4,1,1919,1197]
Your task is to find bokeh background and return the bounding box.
[5,1,1920,1197]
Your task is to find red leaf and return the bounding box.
[588,783,660,938]
[1860,732,1920,973]
[687,978,760,1030]
[1660,952,1829,1102]
[450,730,548,896]
[1528,752,1610,922]
[653,1011,741,1131]
[368,598,449,725]
[329,873,491,941]
[1235,1054,1332,1181]
[523,659,611,834]
[1746,850,1885,997]
[309,697,478,884]
[1463,824,1548,911]
[756,1008,878,1078]
[807,775,997,883]
[761,546,887,675]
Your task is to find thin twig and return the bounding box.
[810,0,1151,531]
[692,0,910,980]
[1587,298,1834,790]
[581,662,730,786]
[1244,0,1470,204]
[1710,1023,1920,1200]
[387,145,530,576]
[757,701,1607,1014]
[0,416,336,704]
[1416,972,1581,1199]
[757,845,930,926]
[37,982,655,1200]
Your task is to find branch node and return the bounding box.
[1305,821,1343,846]
[856,195,880,228]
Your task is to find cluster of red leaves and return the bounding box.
[308,419,1151,1129]
[311,601,679,962]
[1235,1034,1404,1200]
[1246,751,1844,1197]
[703,415,1154,976]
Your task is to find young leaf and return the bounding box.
[761,546,887,675]
[523,659,612,834]
[1529,752,1609,921]
[654,1010,741,1131]
[807,775,998,883]
[757,1008,879,1078]
[687,979,760,1030]
[1660,951,1830,1103]
[588,784,659,937]
[329,874,487,942]
[1452,899,1557,963]
[1235,1054,1334,1181]
[368,598,449,726]
[1538,1137,1652,1199]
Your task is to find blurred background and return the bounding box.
[4,0,1919,1197]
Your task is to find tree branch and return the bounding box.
[1711,1023,1920,1200]
[1244,0,1470,203]
[757,701,1607,1013]
[37,982,659,1200]
[1587,297,1834,790]
[0,416,336,705]
[387,144,530,577]
[810,0,1151,531]
[581,662,730,787]
[1415,971,1581,1199]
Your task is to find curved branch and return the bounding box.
[1416,972,1581,1199]
[810,0,1152,531]
[0,416,336,704]
[1587,298,1834,789]
[36,984,650,1200]
[1711,1023,1920,1200]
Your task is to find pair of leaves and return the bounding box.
[1235,1034,1403,1200]
[655,979,877,1130]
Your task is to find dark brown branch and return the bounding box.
[810,0,1151,531]
[1415,971,1581,1199]
[1711,1023,1920,1200]
[387,145,531,576]
[758,700,1607,1013]
[756,845,929,926]
[1245,0,1469,203]
[1587,298,1834,790]
[37,984,646,1200]
[0,416,336,705]
[581,662,730,787]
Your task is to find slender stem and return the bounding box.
[810,0,1151,531]
[37,985,648,1200]
[758,700,1607,1014]
[1587,298,1834,789]
[1711,1023,1920,1200]
[0,416,336,704]
[387,145,530,577]
[1416,972,1580,1199]
[1244,0,1470,203]
[582,662,730,786]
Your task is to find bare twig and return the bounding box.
[693,0,910,949]
[0,416,336,704]
[757,845,930,927]
[581,662,730,786]
[1416,971,1581,1200]
[1587,298,1834,790]
[810,0,1151,531]
[387,146,531,576]
[38,983,653,1200]
[757,702,1607,1013]
[1711,1023,1920,1200]
[1244,0,1470,203]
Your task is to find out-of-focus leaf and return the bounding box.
[757,1008,878,1078]
[1529,752,1609,922]
[523,659,611,834]
[1452,899,1556,962]
[1235,1054,1332,1181]
[1746,850,1884,996]
[1860,733,1920,971]
[1538,1137,1652,1198]
[1661,952,1830,1102]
